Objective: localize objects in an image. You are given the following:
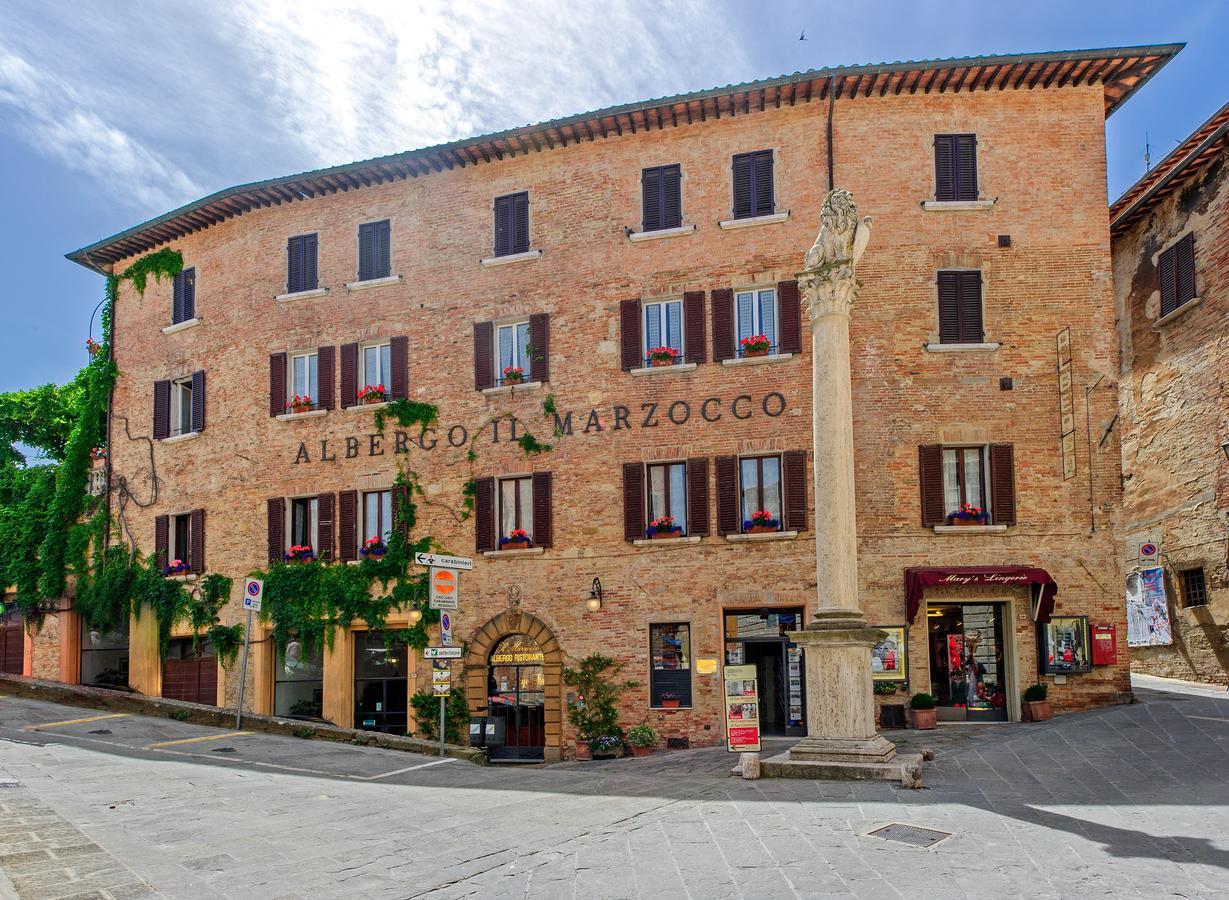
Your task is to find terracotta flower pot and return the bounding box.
[363,396,385,405]
[650,357,675,367]
[574,741,592,760]
[630,744,652,757]
[504,375,524,385]
[747,525,778,534]
[661,699,680,709]
[650,530,681,540]
[912,707,938,730]
[502,538,531,551]
[290,404,313,414]
[744,347,769,358]
[948,518,986,527]
[1025,700,1053,722]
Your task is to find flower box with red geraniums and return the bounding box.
[361,536,387,560]
[647,346,680,368]
[164,559,190,576]
[85,338,102,357]
[285,545,315,563]
[499,528,532,550]
[502,366,525,385]
[646,515,682,540]
[286,394,314,414]
[946,502,989,526]
[357,384,387,405]
[739,334,772,357]
[743,510,780,534]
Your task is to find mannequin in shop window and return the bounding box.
[963,630,984,707]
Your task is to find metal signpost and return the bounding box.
[425,646,462,755]
[415,554,471,757]
[235,578,263,729]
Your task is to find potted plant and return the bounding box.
[357,384,387,405]
[89,446,108,461]
[361,536,387,560]
[646,515,682,540]
[743,510,780,534]
[910,691,937,729]
[286,394,314,414]
[647,346,680,368]
[947,502,988,526]
[164,558,190,576]
[873,682,898,696]
[626,724,658,757]
[502,366,525,385]
[285,544,315,563]
[659,691,681,709]
[591,734,624,759]
[574,739,592,760]
[1023,682,1052,721]
[499,528,532,550]
[739,334,772,358]
[85,337,102,356]
[564,653,639,762]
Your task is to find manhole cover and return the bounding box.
[868,823,951,848]
[89,729,113,735]
[211,747,236,754]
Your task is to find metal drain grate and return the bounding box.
[0,780,21,789]
[868,823,951,848]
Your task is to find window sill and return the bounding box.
[1155,297,1201,328]
[275,287,329,302]
[275,409,328,421]
[932,524,1008,534]
[630,363,697,377]
[161,318,201,335]
[923,342,1001,353]
[345,275,402,291]
[921,199,996,211]
[721,353,793,368]
[346,401,388,412]
[483,547,546,558]
[480,249,543,268]
[161,431,200,445]
[718,211,791,230]
[726,530,799,543]
[166,572,198,582]
[481,381,543,396]
[633,535,702,547]
[649,705,693,711]
[628,224,697,242]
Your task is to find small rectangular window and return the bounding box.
[646,462,687,535]
[171,378,193,437]
[739,455,782,531]
[287,233,319,294]
[1179,568,1209,608]
[288,351,318,409]
[734,288,777,355]
[171,267,196,324]
[936,271,984,344]
[360,342,391,393]
[493,192,530,257]
[498,476,533,541]
[934,134,977,202]
[732,150,774,219]
[362,490,393,547]
[641,164,682,231]
[289,497,317,552]
[170,512,192,570]
[1158,233,1197,318]
[496,320,531,383]
[941,446,988,521]
[649,623,692,707]
[357,220,391,281]
[643,300,683,364]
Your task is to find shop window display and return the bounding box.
[1038,615,1092,675]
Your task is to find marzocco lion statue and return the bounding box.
[803,189,872,274]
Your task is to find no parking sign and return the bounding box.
[243,577,263,612]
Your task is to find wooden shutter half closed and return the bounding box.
[989,444,1016,526]
[389,335,409,400]
[687,457,710,536]
[317,345,335,410]
[190,508,205,573]
[316,493,334,561]
[622,462,644,541]
[153,379,170,440]
[918,445,945,526]
[711,289,734,362]
[155,514,169,572]
[266,499,284,563]
[683,291,706,363]
[474,477,495,552]
[783,450,808,532]
[340,343,358,408]
[473,321,494,390]
[777,280,802,354]
[715,455,739,536]
[269,352,287,417]
[338,490,357,562]
[529,313,550,383]
[620,300,642,370]
[190,370,205,433]
[532,471,553,548]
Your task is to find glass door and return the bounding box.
[927,603,1008,722]
[487,635,545,761]
[354,632,408,733]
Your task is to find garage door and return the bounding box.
[162,638,217,705]
[0,608,23,675]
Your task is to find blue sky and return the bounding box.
[1,1,1223,394]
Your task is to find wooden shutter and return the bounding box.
[918,445,945,526]
[474,477,495,552]
[512,193,529,254]
[1157,244,1176,316]
[493,195,512,256]
[989,444,1016,526]
[338,490,357,562]
[532,471,553,548]
[172,270,185,324]
[288,235,315,293]
[389,335,409,400]
[955,134,978,201]
[683,291,706,364]
[266,499,284,563]
[777,280,802,354]
[782,450,808,532]
[392,484,411,536]
[732,154,753,219]
[154,514,169,571]
[304,234,318,291]
[473,321,494,390]
[182,268,196,320]
[529,313,549,383]
[317,345,335,410]
[190,370,205,432]
[620,300,642,370]
[687,457,710,536]
[662,164,682,229]
[715,455,739,536]
[316,493,334,561]
[937,272,961,343]
[622,462,644,541]
[752,151,774,216]
[958,272,984,342]
[376,220,391,279]
[711,289,734,362]
[934,135,956,201]
[340,342,358,408]
[641,167,662,231]
[1164,232,1196,314]
[153,379,170,440]
[189,508,205,573]
[358,222,377,281]
[269,352,287,417]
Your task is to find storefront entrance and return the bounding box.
[1,606,23,675]
[487,634,546,761]
[80,620,130,689]
[354,632,408,733]
[724,609,806,736]
[926,603,1010,722]
[274,638,325,720]
[162,638,217,705]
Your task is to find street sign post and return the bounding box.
[414,553,473,571]
[235,578,264,729]
[429,567,459,610]
[424,646,463,659]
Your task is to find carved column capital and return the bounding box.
[798,265,858,323]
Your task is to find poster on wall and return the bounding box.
[871,625,907,682]
[723,664,761,752]
[1126,567,1173,647]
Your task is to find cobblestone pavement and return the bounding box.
[1,676,1228,898]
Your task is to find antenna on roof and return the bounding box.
[1144,132,1151,172]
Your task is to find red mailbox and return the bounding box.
[1090,623,1117,666]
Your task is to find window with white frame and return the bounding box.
[739,455,782,531]
[643,299,683,365]
[288,497,318,552]
[498,476,533,540]
[170,512,192,569]
[735,288,777,355]
[171,378,194,437]
[646,462,687,534]
[288,351,318,409]
[941,446,987,517]
[362,489,392,548]
[360,342,391,393]
[496,321,531,384]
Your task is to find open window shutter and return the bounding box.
[783,450,808,532]
[269,352,287,417]
[732,154,753,219]
[316,493,334,561]
[662,165,682,228]
[918,445,945,526]
[683,291,706,364]
[473,321,494,390]
[687,457,710,536]
[153,380,170,440]
[752,151,774,216]
[304,234,318,290]
[1176,233,1196,308]
[989,443,1016,526]
[512,193,529,254]
[317,345,335,410]
[1157,245,1176,316]
[474,477,495,552]
[154,514,169,572]
[529,313,549,383]
[338,490,357,562]
[622,463,644,541]
[493,196,511,256]
[340,343,358,408]
[777,280,802,354]
[620,300,642,370]
[389,335,409,400]
[937,272,961,343]
[183,268,196,320]
[190,370,205,432]
[190,508,205,573]
[641,167,662,231]
[532,471,553,548]
[958,272,984,342]
[715,455,739,536]
[934,135,956,201]
[955,134,978,201]
[711,289,734,362]
[266,499,284,563]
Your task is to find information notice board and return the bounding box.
[724,664,761,752]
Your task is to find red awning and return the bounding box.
[904,566,1058,624]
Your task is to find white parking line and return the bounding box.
[360,758,456,780]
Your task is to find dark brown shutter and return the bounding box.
[317,345,335,410]
[934,135,956,201]
[937,272,961,343]
[1157,244,1176,316]
[622,462,645,541]
[183,268,196,320]
[316,493,334,561]
[512,192,530,254]
[683,291,706,364]
[493,195,512,257]
[715,455,739,536]
[641,167,662,231]
[782,450,808,532]
[686,457,710,536]
[340,342,358,408]
[918,445,945,526]
[529,313,550,383]
[620,300,642,370]
[959,272,984,342]
[1176,232,1196,311]
[338,490,357,561]
[154,514,169,571]
[189,508,205,573]
[473,321,494,390]
[732,153,753,219]
[269,352,287,416]
[474,477,495,552]
[989,444,1016,526]
[392,484,411,536]
[266,499,284,563]
[662,165,682,229]
[532,471,553,548]
[752,151,774,216]
[153,379,170,440]
[190,370,205,432]
[389,335,409,400]
[711,289,734,362]
[172,270,186,324]
[777,280,802,354]
[955,134,978,201]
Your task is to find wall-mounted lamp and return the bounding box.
[407,607,422,625]
[585,577,603,612]
[1222,439,1229,462]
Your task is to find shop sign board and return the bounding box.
[429,567,459,610]
[414,552,473,571]
[424,647,463,659]
[724,663,762,753]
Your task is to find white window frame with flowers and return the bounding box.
[357,341,391,405]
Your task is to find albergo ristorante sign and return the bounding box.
[291,391,788,464]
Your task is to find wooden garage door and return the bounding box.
[0,609,23,675]
[162,638,217,705]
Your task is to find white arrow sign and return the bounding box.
[424,647,463,659]
[414,552,473,571]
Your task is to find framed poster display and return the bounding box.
[1038,615,1092,675]
[723,664,761,752]
[871,625,907,682]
